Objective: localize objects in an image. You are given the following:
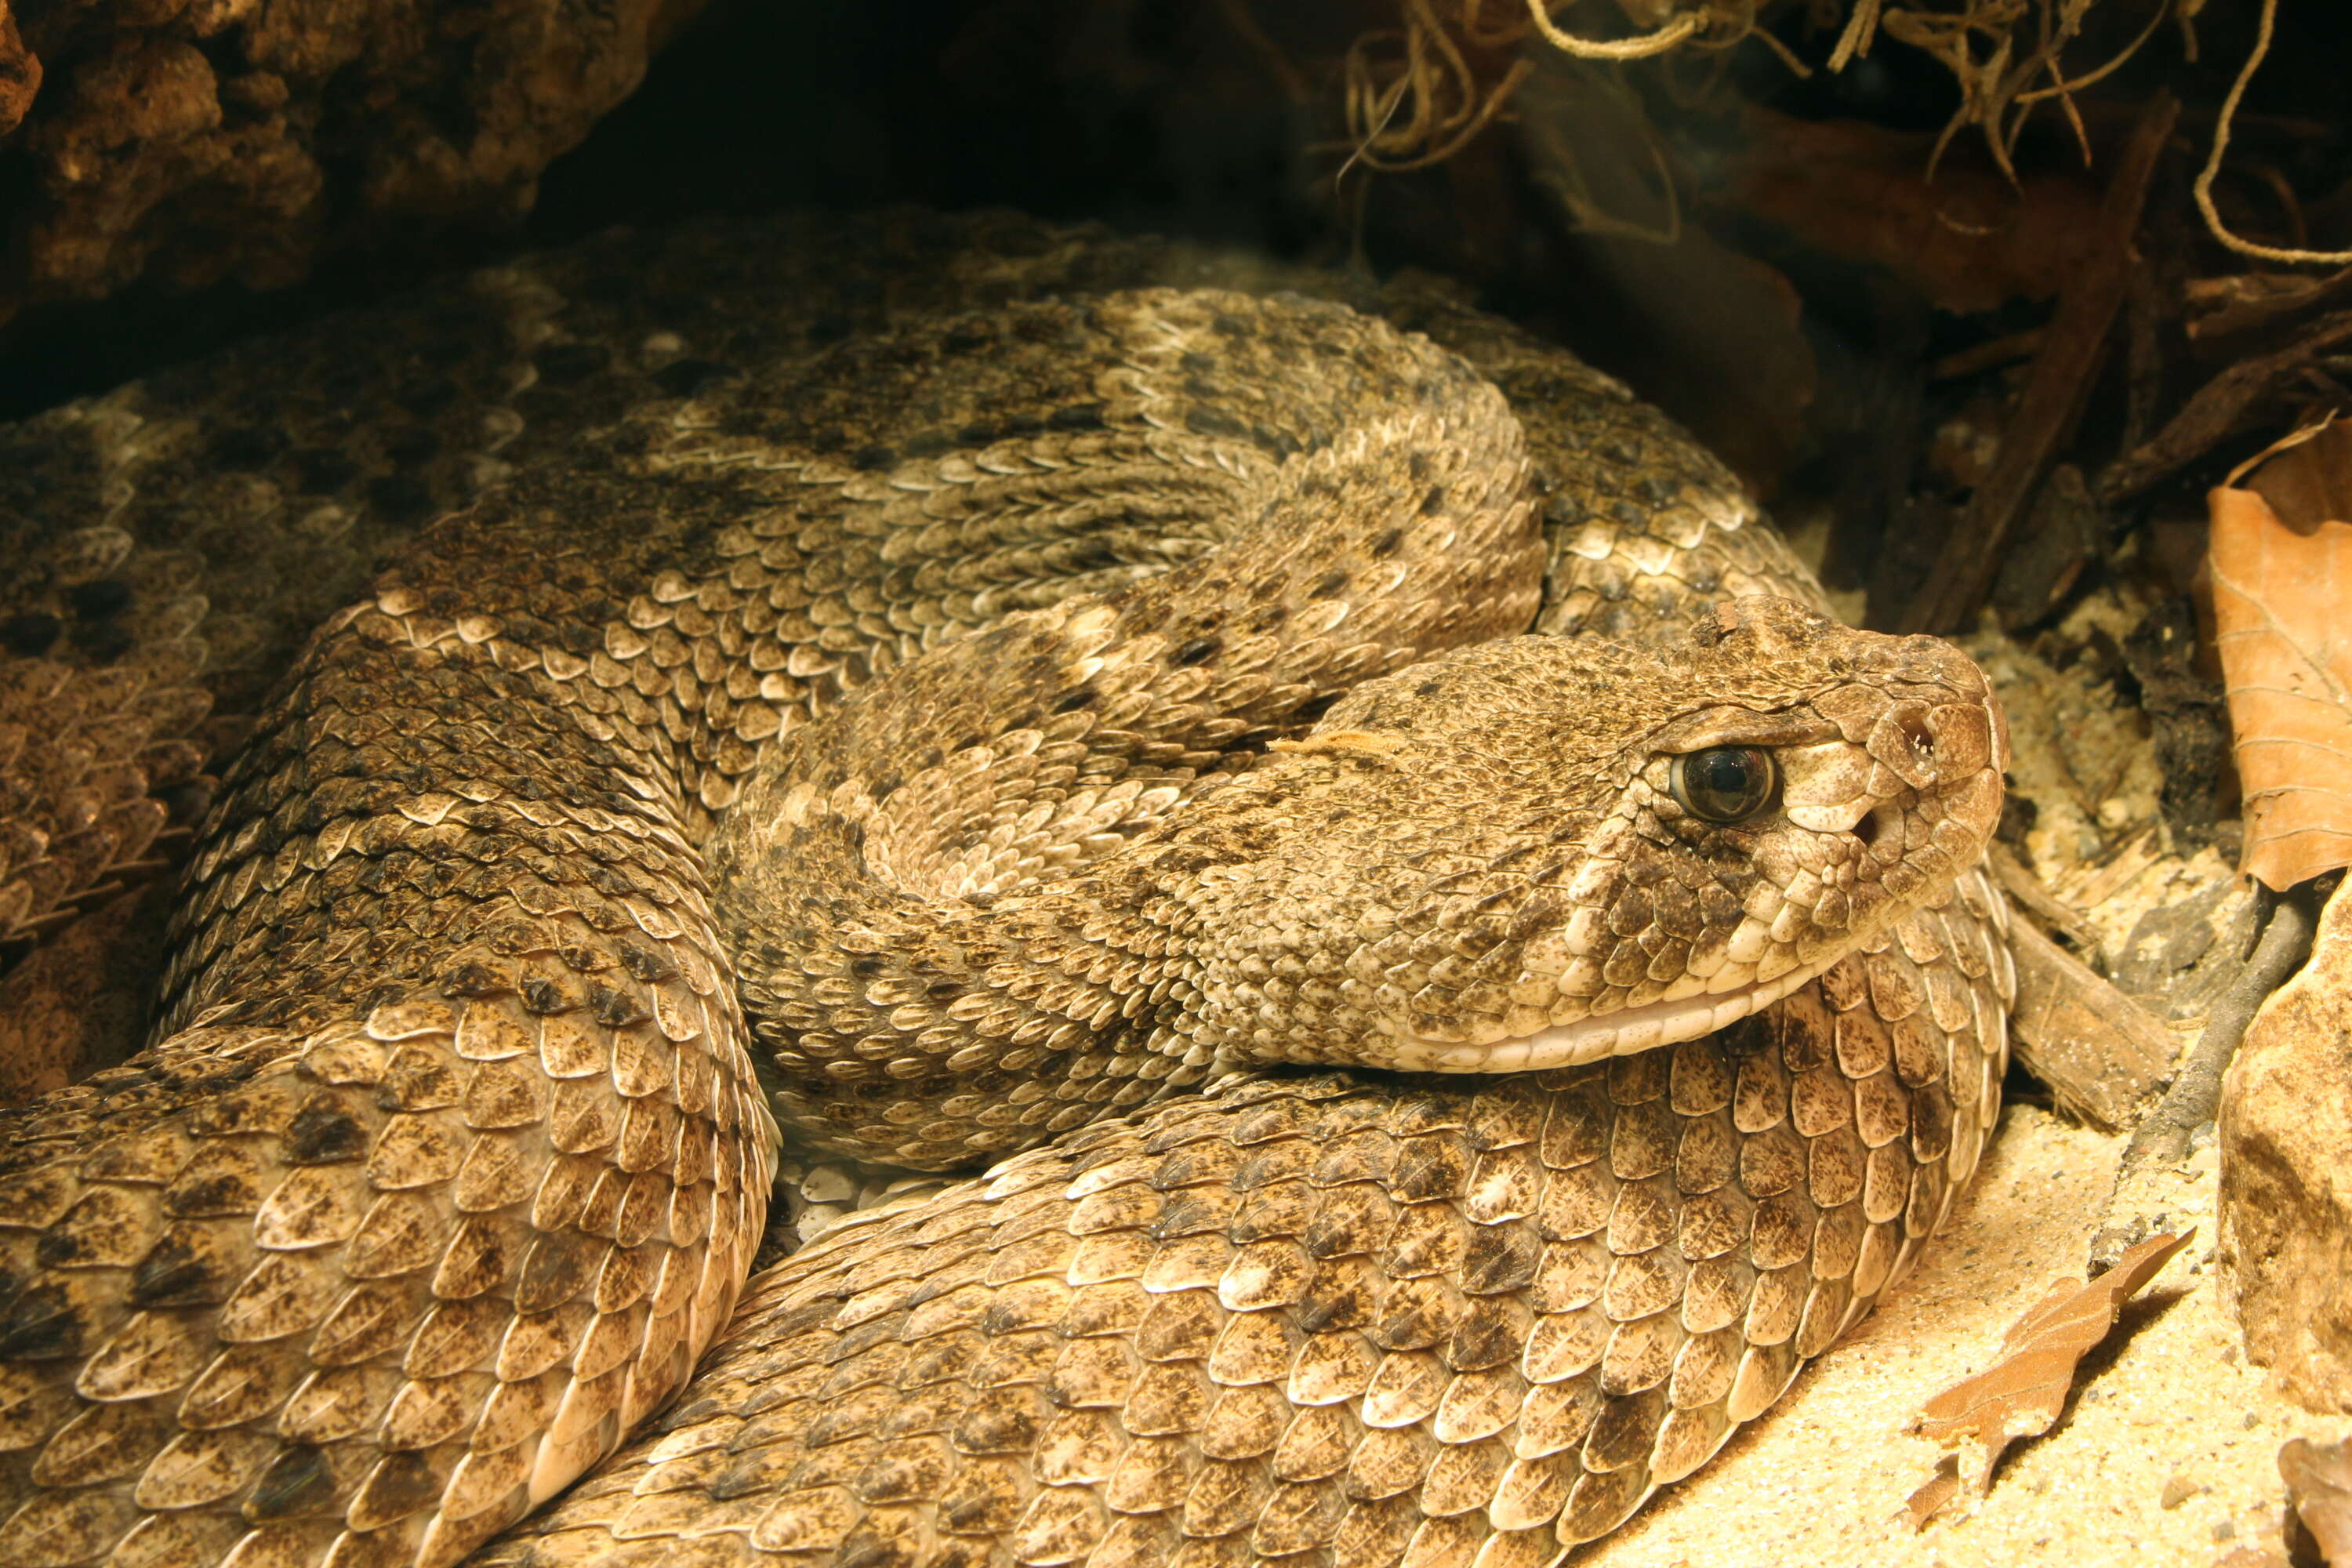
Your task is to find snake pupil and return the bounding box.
[1671,746,1777,823]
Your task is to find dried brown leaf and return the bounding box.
[1902,1453,1965,1531]
[2209,420,2352,889]
[1726,107,2103,315]
[1908,1229,2193,1513]
[2281,1435,2352,1565]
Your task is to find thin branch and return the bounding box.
[2087,878,2325,1273]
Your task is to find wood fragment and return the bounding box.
[2056,825,2164,915]
[1930,328,2045,381]
[1989,842,2103,953]
[2122,263,2169,459]
[2100,308,2352,503]
[2007,919,2183,1132]
[2185,266,2352,343]
[2090,883,2322,1272]
[1899,92,2178,634]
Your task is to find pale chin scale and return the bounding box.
[1382,953,1846,1074]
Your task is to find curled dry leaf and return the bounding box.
[1905,1230,2194,1526]
[2281,1435,2352,1566]
[2209,420,2352,890]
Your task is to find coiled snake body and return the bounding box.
[0,213,2012,1568]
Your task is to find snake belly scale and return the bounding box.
[0,212,2013,1568]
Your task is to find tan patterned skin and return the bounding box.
[0,212,2011,1568]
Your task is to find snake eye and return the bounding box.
[1670,746,1777,823]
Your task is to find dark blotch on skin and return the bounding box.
[65,579,132,619]
[209,424,285,468]
[386,432,441,467]
[245,1446,337,1520]
[282,1101,370,1163]
[129,1233,222,1308]
[69,620,136,662]
[368,476,435,524]
[0,1283,81,1358]
[394,376,458,417]
[0,612,60,655]
[534,343,612,383]
[653,359,731,398]
[296,450,359,494]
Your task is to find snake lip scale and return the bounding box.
[1378,951,1862,1074]
[0,211,2013,1568]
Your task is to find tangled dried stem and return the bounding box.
[2193,0,2352,266]
[1315,3,2194,196]
[1304,0,2347,274]
[1329,1,1773,177]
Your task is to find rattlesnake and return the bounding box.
[0,211,2012,1568]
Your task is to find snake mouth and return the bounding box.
[1380,951,1848,1075]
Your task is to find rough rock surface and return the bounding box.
[0,0,706,319]
[2221,876,2352,1414]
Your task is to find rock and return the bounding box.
[2220,876,2352,1413]
[0,0,710,319]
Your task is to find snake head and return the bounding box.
[1190,594,2006,1074]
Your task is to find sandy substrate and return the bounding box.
[1582,1105,2338,1568]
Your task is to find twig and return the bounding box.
[1212,0,1311,107]
[1899,91,2179,635]
[1930,328,2045,382]
[1827,0,1882,74]
[2087,878,2324,1272]
[2194,0,2352,267]
[2098,307,2352,503]
[2007,919,2183,1134]
[1988,842,2101,953]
